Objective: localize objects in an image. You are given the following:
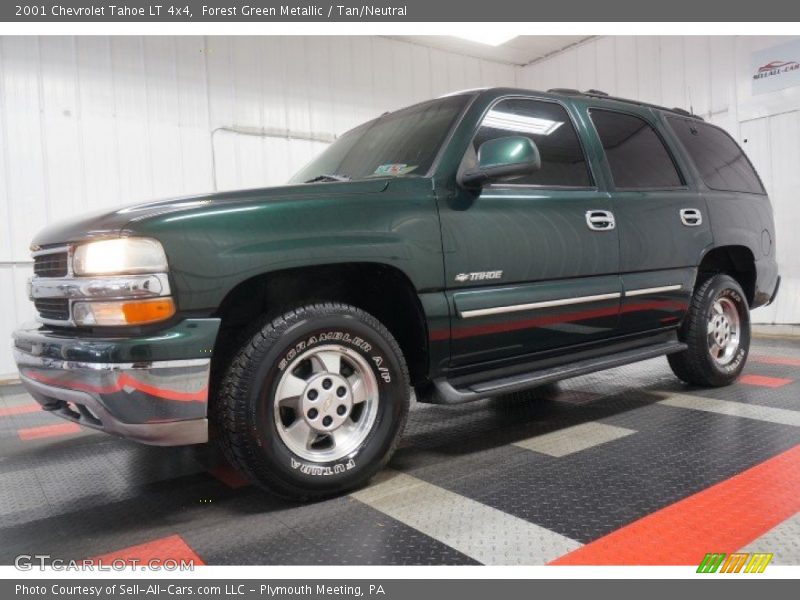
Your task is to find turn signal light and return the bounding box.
[73,298,176,326]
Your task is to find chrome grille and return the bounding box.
[34,298,70,321]
[33,252,69,277]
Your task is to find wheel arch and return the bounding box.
[696,245,757,305]
[210,262,431,389]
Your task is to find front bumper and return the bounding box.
[12,318,220,446]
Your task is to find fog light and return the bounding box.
[73,298,176,326]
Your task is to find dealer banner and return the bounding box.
[752,38,800,95]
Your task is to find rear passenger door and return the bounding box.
[587,108,713,334]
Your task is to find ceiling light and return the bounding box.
[451,33,517,47]
[483,110,564,136]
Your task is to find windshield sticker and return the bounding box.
[373,164,417,176]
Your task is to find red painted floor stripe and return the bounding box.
[91,534,205,566]
[208,464,251,489]
[751,355,800,368]
[549,444,800,566]
[17,422,81,441]
[739,374,793,388]
[0,404,40,417]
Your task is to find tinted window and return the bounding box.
[471,99,591,187]
[667,117,765,194]
[590,110,682,189]
[290,94,469,183]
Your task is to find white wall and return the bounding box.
[2,35,797,377]
[519,36,800,326]
[0,35,516,376]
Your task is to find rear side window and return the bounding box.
[472,99,592,187]
[590,109,683,190]
[666,117,765,194]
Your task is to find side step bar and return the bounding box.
[432,341,687,405]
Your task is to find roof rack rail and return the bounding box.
[670,107,698,118]
[547,88,582,95]
[543,87,704,121]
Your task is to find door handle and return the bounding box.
[585,210,616,231]
[680,208,703,227]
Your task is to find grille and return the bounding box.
[34,298,70,321]
[34,252,69,277]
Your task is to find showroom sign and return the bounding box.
[752,38,800,94]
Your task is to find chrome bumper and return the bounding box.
[13,349,209,446]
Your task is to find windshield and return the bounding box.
[289,94,471,183]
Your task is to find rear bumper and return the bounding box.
[766,275,781,307]
[753,257,780,308]
[12,318,219,446]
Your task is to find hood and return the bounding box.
[30,179,390,248]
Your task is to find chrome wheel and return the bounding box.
[273,344,379,462]
[707,296,741,366]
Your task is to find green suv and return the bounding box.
[13,88,780,498]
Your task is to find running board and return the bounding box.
[432,341,687,404]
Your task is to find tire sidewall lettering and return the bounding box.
[290,457,356,477]
[277,330,390,384]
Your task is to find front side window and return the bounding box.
[470,98,592,187]
[666,117,765,194]
[289,94,470,183]
[590,109,683,190]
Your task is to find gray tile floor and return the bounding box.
[1,337,798,565]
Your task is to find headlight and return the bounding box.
[73,238,168,276]
[69,237,173,326]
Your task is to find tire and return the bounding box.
[668,274,750,387]
[214,302,410,500]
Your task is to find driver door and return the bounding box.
[437,97,622,367]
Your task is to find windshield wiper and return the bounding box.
[304,173,351,183]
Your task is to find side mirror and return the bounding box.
[459,136,541,188]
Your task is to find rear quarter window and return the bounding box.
[666,117,766,195]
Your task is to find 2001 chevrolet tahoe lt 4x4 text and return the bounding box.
[13,88,780,499]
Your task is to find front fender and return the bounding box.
[124,178,443,312]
